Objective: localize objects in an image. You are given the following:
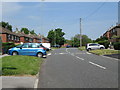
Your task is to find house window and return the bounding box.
[17,37,20,41]
[7,34,11,40]
[15,36,17,41]
[11,35,14,40]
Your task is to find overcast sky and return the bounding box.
[1,2,118,40]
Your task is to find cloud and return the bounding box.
[2,2,23,15]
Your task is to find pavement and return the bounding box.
[38,48,118,88]
[1,54,37,89]
[2,76,36,88]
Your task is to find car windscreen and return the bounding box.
[16,44,23,48]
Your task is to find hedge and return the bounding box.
[113,42,120,50]
[98,40,110,49]
[2,42,16,54]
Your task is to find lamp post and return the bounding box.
[80,18,82,47]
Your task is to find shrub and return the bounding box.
[98,40,110,49]
[113,42,120,50]
[2,42,16,54]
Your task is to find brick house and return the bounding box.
[0,27,49,44]
[0,27,20,44]
[103,24,120,42]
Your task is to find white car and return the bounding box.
[86,43,105,51]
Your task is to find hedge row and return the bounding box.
[113,42,120,50]
[2,42,17,54]
[98,40,110,49]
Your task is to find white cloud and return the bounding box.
[2,2,23,15]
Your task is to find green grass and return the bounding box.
[89,49,120,55]
[78,46,86,51]
[1,55,43,76]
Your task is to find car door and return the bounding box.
[19,43,30,55]
[28,43,38,56]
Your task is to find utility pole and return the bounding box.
[80,18,82,47]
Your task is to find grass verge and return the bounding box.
[1,55,43,76]
[78,46,86,51]
[89,49,120,55]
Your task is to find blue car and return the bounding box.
[8,43,47,58]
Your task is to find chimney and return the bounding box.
[29,31,31,35]
[15,28,19,33]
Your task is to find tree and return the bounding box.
[47,30,55,45]
[72,34,92,46]
[0,21,12,31]
[47,28,65,46]
[54,28,65,45]
[21,28,29,34]
[30,30,36,35]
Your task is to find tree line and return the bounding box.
[0,21,37,35]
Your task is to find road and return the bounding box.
[38,48,118,88]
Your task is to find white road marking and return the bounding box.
[86,52,91,54]
[34,79,39,88]
[71,53,75,56]
[59,53,68,54]
[75,53,86,54]
[76,56,84,60]
[89,61,106,70]
[47,53,51,56]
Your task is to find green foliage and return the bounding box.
[2,42,16,54]
[30,30,37,35]
[47,30,55,45]
[47,28,65,46]
[95,36,108,42]
[0,21,12,31]
[98,40,110,49]
[21,28,29,34]
[113,42,120,50]
[89,49,119,55]
[70,34,92,47]
[1,55,43,75]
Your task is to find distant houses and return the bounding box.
[0,27,49,44]
[102,24,120,42]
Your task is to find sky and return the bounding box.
[1,1,118,40]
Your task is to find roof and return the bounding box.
[0,26,48,40]
[0,27,18,36]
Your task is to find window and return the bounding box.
[8,34,11,40]
[16,44,23,48]
[22,44,29,48]
[29,43,40,48]
[89,44,99,46]
[12,35,14,40]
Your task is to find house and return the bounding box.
[0,27,49,44]
[103,24,120,42]
[0,27,20,44]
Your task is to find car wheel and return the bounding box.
[37,52,43,58]
[12,51,18,55]
[100,47,104,49]
[87,48,91,51]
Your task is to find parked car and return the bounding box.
[66,45,71,48]
[8,43,47,58]
[52,45,61,48]
[86,43,105,51]
[41,43,51,51]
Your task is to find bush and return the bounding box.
[113,42,120,50]
[2,42,16,54]
[98,40,110,49]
